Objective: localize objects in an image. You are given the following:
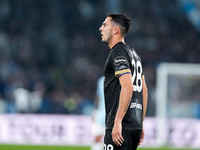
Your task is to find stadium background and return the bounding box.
[0,0,199,149]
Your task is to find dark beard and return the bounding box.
[102,35,111,44]
[102,40,108,44]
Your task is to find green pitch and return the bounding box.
[0,145,199,150]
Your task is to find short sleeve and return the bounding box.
[111,48,131,78]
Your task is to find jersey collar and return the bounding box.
[111,42,125,50]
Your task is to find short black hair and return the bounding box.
[107,13,131,36]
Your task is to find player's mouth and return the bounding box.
[101,33,103,39]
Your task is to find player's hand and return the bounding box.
[112,121,124,146]
[138,128,144,146]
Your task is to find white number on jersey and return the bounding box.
[104,144,114,150]
[130,50,143,92]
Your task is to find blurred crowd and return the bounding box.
[0,0,199,116]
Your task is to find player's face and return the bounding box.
[99,17,114,44]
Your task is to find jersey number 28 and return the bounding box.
[131,58,142,92]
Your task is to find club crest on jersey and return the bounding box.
[114,56,128,65]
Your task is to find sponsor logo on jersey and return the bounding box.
[130,102,142,110]
[114,56,128,65]
[119,65,127,70]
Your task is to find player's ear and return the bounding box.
[113,26,119,35]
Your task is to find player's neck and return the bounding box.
[108,36,125,49]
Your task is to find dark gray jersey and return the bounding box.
[104,42,143,130]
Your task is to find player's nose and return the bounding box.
[99,26,103,31]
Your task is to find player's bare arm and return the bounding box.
[142,76,148,120]
[138,76,148,146]
[112,73,133,146]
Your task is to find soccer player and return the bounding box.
[91,76,105,150]
[99,13,148,150]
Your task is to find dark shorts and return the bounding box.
[104,129,142,150]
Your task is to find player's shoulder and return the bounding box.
[111,42,129,56]
[112,42,127,50]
